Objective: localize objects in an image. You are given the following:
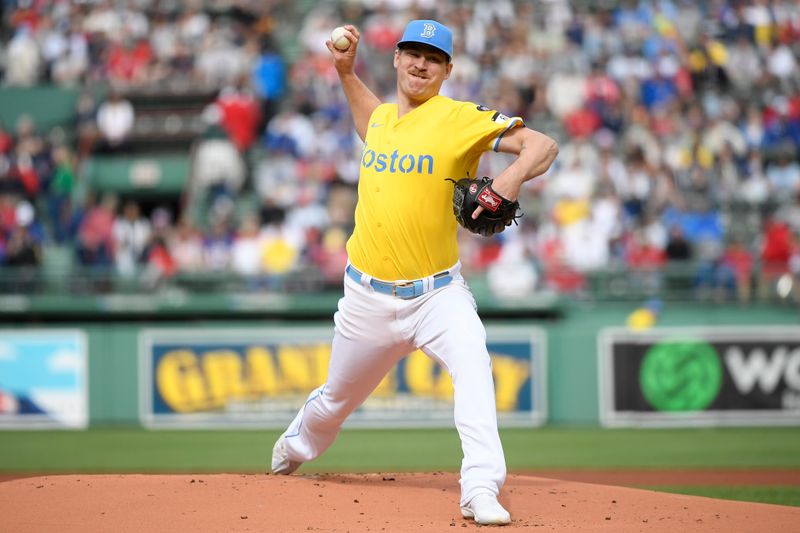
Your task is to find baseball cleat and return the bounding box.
[461,493,511,526]
[271,436,302,475]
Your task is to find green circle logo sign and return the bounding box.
[639,340,723,412]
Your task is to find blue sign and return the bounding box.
[0,330,88,429]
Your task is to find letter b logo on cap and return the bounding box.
[397,19,453,59]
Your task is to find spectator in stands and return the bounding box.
[137,205,177,288]
[4,25,40,86]
[191,112,246,204]
[72,92,99,159]
[195,19,249,87]
[621,105,661,167]
[12,200,45,244]
[307,225,348,287]
[625,226,667,294]
[106,36,154,86]
[766,147,800,199]
[740,104,765,151]
[562,216,612,273]
[721,236,755,303]
[0,194,16,240]
[95,91,135,153]
[693,237,731,302]
[665,224,692,262]
[2,0,800,305]
[251,36,286,132]
[52,195,83,246]
[258,217,301,291]
[765,39,799,92]
[487,239,539,299]
[253,142,300,211]
[713,142,746,204]
[231,212,264,286]
[264,105,317,159]
[688,33,730,90]
[758,216,795,299]
[76,193,115,268]
[2,223,41,292]
[548,145,596,202]
[177,5,210,49]
[640,65,678,112]
[50,26,90,86]
[704,100,747,160]
[740,149,771,206]
[536,226,586,295]
[37,14,66,82]
[724,33,763,95]
[141,235,177,290]
[170,215,205,273]
[761,98,800,155]
[215,80,262,153]
[0,122,12,155]
[0,156,15,198]
[149,10,179,75]
[112,200,151,278]
[13,114,45,162]
[82,0,123,39]
[617,146,653,221]
[7,147,38,200]
[202,209,234,272]
[46,145,75,235]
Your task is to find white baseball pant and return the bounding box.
[280,263,507,506]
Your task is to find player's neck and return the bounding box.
[396,92,437,118]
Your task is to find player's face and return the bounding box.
[394,45,452,103]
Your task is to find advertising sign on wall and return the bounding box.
[0,330,88,429]
[139,326,547,429]
[599,327,800,427]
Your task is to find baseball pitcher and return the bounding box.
[271,19,558,526]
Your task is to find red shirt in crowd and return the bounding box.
[760,220,794,275]
[723,244,753,280]
[626,235,666,271]
[12,156,39,196]
[107,39,153,82]
[217,89,262,152]
[79,204,115,251]
[0,130,12,154]
[148,241,177,278]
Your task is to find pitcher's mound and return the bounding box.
[2,472,798,532]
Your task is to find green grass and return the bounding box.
[1,426,798,473]
[2,427,798,506]
[500,427,800,470]
[643,486,800,507]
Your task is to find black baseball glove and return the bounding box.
[449,176,521,236]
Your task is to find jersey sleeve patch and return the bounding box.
[456,100,524,155]
[491,111,511,124]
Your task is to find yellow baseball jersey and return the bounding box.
[346,95,523,281]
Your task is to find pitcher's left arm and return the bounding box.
[471,127,558,220]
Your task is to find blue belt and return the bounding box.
[346,264,454,299]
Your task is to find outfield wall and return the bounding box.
[1,302,797,427]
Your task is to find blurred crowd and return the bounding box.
[1,0,800,302]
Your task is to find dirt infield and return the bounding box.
[524,469,800,486]
[2,472,799,532]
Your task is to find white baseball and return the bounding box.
[331,26,351,51]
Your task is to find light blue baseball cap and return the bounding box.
[397,19,453,61]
